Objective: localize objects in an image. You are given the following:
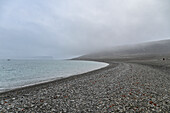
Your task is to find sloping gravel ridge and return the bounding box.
[0,61,170,112]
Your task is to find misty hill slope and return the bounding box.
[76,39,170,60]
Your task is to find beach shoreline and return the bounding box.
[0,59,169,112]
[0,60,110,95]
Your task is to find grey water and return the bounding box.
[0,59,108,92]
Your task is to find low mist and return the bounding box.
[0,0,170,59]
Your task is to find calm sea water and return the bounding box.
[0,60,108,92]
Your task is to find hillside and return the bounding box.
[76,39,170,60]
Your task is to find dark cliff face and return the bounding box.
[76,39,170,60]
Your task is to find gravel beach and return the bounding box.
[0,59,170,112]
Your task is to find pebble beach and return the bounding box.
[0,59,170,112]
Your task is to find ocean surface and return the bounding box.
[0,59,108,92]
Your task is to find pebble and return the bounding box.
[12,98,15,100]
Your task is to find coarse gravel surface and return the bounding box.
[0,60,170,112]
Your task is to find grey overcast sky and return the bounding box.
[0,0,170,59]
